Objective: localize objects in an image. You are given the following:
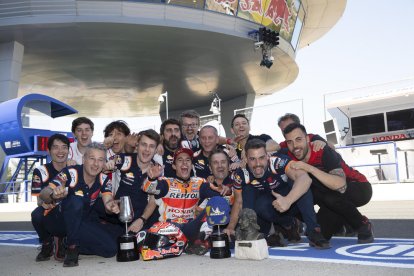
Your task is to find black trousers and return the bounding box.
[311,179,372,240]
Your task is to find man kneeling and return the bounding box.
[40,142,120,267]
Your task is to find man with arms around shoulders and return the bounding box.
[283,123,373,243]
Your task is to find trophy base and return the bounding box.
[209,233,231,259]
[117,234,140,262]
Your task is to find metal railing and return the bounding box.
[0,180,32,203]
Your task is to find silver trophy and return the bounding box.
[117,196,139,262]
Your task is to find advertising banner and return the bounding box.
[237,0,299,42]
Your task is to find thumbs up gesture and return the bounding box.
[271,190,291,213]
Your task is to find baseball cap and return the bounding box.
[205,196,230,226]
[173,148,193,163]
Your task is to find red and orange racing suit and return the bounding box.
[142,176,222,224]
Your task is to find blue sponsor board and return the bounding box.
[0,231,39,247]
[268,237,414,268]
[1,231,413,268]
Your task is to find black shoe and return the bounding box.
[185,240,209,256]
[265,231,287,247]
[54,236,66,262]
[334,224,357,237]
[63,246,79,267]
[308,227,331,249]
[357,217,374,244]
[35,240,53,262]
[277,219,302,243]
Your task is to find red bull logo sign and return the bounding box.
[238,0,296,34]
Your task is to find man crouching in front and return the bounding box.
[40,142,120,267]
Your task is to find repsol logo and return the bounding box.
[169,193,198,199]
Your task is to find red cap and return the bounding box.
[173,148,193,163]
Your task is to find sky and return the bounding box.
[254,0,414,142]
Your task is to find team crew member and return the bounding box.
[193,125,240,179]
[31,134,70,262]
[283,123,374,243]
[156,118,182,177]
[103,120,131,194]
[68,117,94,164]
[208,148,235,205]
[39,143,120,267]
[179,110,239,154]
[105,129,160,233]
[230,114,279,160]
[180,110,202,152]
[142,148,228,251]
[226,139,330,249]
[277,113,332,150]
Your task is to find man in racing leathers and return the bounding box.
[142,148,228,253]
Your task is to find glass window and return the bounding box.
[351,113,385,136]
[386,108,414,131]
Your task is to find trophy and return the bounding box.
[209,226,231,259]
[206,196,231,259]
[117,196,139,262]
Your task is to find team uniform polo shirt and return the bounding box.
[160,146,177,178]
[31,163,60,196]
[193,145,235,179]
[232,153,292,193]
[50,165,112,207]
[113,153,153,219]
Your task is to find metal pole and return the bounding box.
[394,142,400,183]
[405,151,409,179]
[378,154,382,181]
[165,91,169,119]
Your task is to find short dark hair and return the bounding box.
[244,138,266,153]
[47,134,70,151]
[103,120,130,138]
[160,118,181,136]
[208,148,230,165]
[71,117,94,133]
[283,123,307,136]
[180,110,200,125]
[278,113,300,127]
[138,129,161,146]
[231,114,249,128]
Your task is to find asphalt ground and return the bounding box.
[0,200,413,275]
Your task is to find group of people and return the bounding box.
[30,111,374,267]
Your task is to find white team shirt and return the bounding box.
[68,141,83,165]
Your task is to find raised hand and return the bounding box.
[271,190,291,213]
